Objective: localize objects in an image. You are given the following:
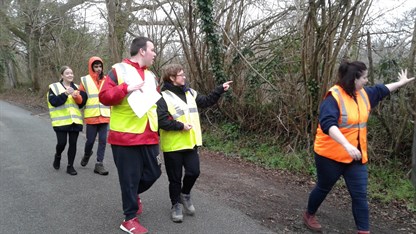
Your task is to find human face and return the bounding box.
[355,70,368,91]
[142,41,156,67]
[92,63,102,75]
[61,68,74,84]
[172,70,186,86]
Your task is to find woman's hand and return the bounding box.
[66,87,74,95]
[223,81,233,91]
[182,123,193,131]
[71,90,79,98]
[387,69,415,92]
[397,69,415,85]
[343,143,362,161]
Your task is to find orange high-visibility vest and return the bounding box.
[314,85,370,163]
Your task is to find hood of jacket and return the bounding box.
[88,56,103,80]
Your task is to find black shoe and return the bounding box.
[80,151,93,167]
[53,154,61,170]
[66,166,77,175]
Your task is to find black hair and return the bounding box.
[336,61,367,97]
[130,37,153,56]
[92,60,104,79]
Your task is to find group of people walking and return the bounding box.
[47,36,414,234]
[48,57,110,176]
[47,36,232,234]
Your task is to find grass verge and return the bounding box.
[202,122,416,210]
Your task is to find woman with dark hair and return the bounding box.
[302,61,414,233]
[47,66,87,175]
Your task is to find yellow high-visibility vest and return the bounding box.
[109,62,158,133]
[314,85,370,163]
[81,75,110,118]
[47,82,83,127]
[159,89,202,152]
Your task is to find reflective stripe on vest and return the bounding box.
[47,82,83,127]
[81,75,110,118]
[109,63,158,134]
[314,85,370,163]
[159,89,202,152]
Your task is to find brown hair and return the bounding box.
[59,65,72,81]
[161,64,183,84]
[59,65,71,75]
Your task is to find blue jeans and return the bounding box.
[84,123,108,162]
[307,153,369,231]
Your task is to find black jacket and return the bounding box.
[156,82,225,131]
[48,81,87,132]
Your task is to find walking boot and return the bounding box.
[171,203,183,223]
[66,165,77,175]
[80,151,93,167]
[303,211,322,232]
[53,154,61,170]
[180,193,195,215]
[94,162,109,175]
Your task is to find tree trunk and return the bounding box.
[409,19,416,193]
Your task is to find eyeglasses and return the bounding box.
[176,73,186,77]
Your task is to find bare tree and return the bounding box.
[0,0,87,91]
[301,0,371,140]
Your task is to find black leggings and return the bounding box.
[164,147,200,205]
[55,131,79,166]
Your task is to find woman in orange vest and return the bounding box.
[302,61,414,233]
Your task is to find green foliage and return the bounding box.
[203,122,315,174]
[368,164,415,204]
[203,121,415,205]
[196,0,226,83]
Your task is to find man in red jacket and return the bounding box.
[99,37,161,234]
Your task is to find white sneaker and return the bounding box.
[180,193,195,215]
[171,203,183,223]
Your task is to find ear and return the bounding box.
[169,76,175,82]
[139,48,145,56]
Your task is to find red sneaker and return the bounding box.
[303,211,322,232]
[120,217,148,234]
[137,196,142,215]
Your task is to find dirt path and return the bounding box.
[198,150,416,233]
[1,95,415,233]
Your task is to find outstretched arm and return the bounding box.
[385,69,415,92]
[195,81,233,108]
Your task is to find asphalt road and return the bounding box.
[0,100,273,234]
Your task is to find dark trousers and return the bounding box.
[112,144,161,220]
[84,123,108,162]
[307,153,369,231]
[55,131,79,166]
[164,147,200,205]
